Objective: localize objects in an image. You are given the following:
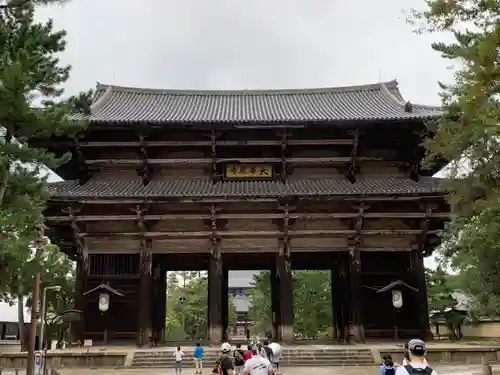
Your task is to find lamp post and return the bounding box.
[39,285,62,351]
[27,226,45,375]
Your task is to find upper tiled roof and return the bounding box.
[81,80,441,125]
[48,177,444,200]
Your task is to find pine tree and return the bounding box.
[410,1,500,312]
[0,0,91,348]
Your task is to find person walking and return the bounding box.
[212,342,234,375]
[395,339,437,375]
[234,343,245,375]
[243,344,274,375]
[194,342,205,374]
[174,346,185,375]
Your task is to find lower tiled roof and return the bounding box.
[48,177,444,200]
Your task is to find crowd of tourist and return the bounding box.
[172,338,436,375]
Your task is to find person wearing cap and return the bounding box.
[395,339,437,375]
[212,343,234,375]
[243,344,274,375]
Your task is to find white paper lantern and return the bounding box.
[98,293,110,312]
[392,289,403,309]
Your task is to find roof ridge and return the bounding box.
[95,80,399,96]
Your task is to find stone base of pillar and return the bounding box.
[280,324,294,344]
[210,325,223,345]
[348,323,365,343]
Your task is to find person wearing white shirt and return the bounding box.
[173,346,185,374]
[243,345,274,375]
[395,339,437,375]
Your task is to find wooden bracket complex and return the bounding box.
[280,130,288,182]
[348,203,368,269]
[415,203,437,256]
[211,130,219,182]
[137,133,152,185]
[345,128,359,183]
[73,136,92,185]
[63,204,88,271]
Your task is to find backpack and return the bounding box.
[404,365,433,375]
[384,365,395,375]
[234,350,244,366]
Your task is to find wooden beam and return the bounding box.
[83,157,383,166]
[70,139,355,148]
[45,211,450,222]
[77,229,440,239]
[345,128,359,183]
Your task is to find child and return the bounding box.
[194,342,204,375]
[173,346,185,374]
[379,356,395,375]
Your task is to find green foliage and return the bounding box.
[165,272,237,340]
[426,267,457,312]
[410,0,500,315]
[247,271,332,338]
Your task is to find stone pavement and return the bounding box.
[53,365,493,375]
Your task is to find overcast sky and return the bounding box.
[37,0,450,269]
[37,0,452,105]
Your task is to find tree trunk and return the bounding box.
[0,168,9,207]
[17,294,27,351]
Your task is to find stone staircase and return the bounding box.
[131,347,376,368]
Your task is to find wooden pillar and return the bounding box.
[221,266,229,341]
[348,246,364,343]
[277,240,293,344]
[270,267,280,341]
[73,254,87,344]
[338,252,350,341]
[208,241,223,344]
[158,268,167,342]
[411,249,431,340]
[330,264,339,340]
[138,239,153,347]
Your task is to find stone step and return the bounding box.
[131,348,376,368]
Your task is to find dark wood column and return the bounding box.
[411,249,431,339]
[208,240,223,344]
[277,239,293,344]
[347,203,368,343]
[151,263,166,344]
[338,252,350,341]
[221,266,229,341]
[73,250,88,344]
[138,239,153,347]
[330,257,340,340]
[270,267,280,341]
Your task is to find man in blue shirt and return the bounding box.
[194,342,204,374]
[395,339,438,375]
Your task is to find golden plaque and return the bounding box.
[225,164,273,178]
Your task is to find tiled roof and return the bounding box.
[81,80,441,124]
[48,177,445,200]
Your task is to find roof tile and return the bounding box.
[48,177,445,200]
[80,80,441,124]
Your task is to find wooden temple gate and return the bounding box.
[44,80,448,346]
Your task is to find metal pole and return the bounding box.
[27,228,44,375]
[39,288,47,351]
